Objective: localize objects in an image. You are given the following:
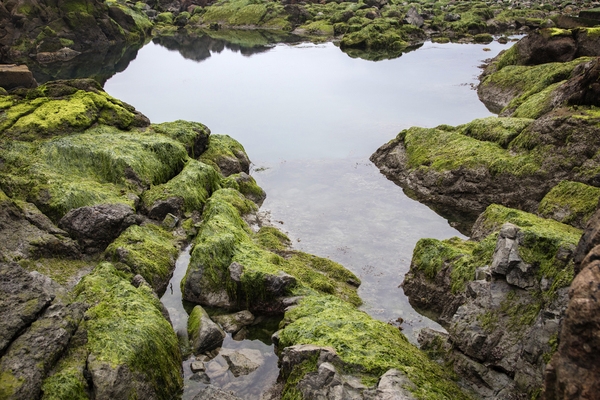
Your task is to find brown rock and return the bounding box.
[0,64,37,89]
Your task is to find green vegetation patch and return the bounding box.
[183,188,361,307]
[457,117,533,148]
[151,120,210,158]
[19,258,91,286]
[221,172,265,204]
[200,0,288,28]
[538,181,600,227]
[41,338,89,400]
[199,134,248,175]
[278,294,470,400]
[74,263,182,397]
[512,81,563,119]
[401,124,542,176]
[141,159,221,214]
[105,224,179,292]
[412,235,496,293]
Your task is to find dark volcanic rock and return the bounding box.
[59,203,141,253]
[542,209,600,399]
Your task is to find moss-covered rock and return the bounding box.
[199,134,251,177]
[181,188,361,311]
[104,224,180,294]
[538,180,600,229]
[277,294,470,399]
[221,172,266,206]
[150,120,210,158]
[141,159,221,219]
[48,262,184,399]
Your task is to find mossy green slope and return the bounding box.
[104,224,180,293]
[538,181,600,228]
[278,294,470,400]
[42,263,182,399]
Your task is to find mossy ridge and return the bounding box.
[198,0,289,29]
[278,294,471,400]
[150,120,210,158]
[402,125,543,176]
[104,224,179,292]
[412,235,496,293]
[41,338,90,400]
[141,159,221,214]
[74,262,182,398]
[538,180,600,227]
[457,116,534,148]
[281,353,319,400]
[221,172,265,203]
[199,134,248,175]
[184,188,360,307]
[0,86,144,140]
[512,81,564,119]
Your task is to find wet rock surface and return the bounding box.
[188,305,226,354]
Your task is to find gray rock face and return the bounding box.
[147,197,184,220]
[220,348,264,377]
[404,7,424,28]
[213,310,255,334]
[88,355,159,400]
[491,223,538,289]
[192,385,242,400]
[59,203,141,253]
[217,150,251,177]
[188,305,226,354]
[0,287,86,400]
[0,197,81,261]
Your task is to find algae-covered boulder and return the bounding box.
[222,172,266,206]
[104,224,180,294]
[41,263,182,400]
[181,189,361,311]
[151,120,210,158]
[403,204,582,398]
[538,181,600,229]
[187,305,226,355]
[141,159,221,220]
[199,134,250,176]
[277,294,470,399]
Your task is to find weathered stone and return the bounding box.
[59,203,141,253]
[220,348,263,377]
[189,371,211,384]
[188,305,226,354]
[0,64,37,89]
[404,7,424,28]
[147,197,184,221]
[190,361,205,373]
[192,384,242,400]
[162,213,179,230]
[36,48,82,64]
[213,310,255,334]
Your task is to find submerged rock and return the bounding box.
[220,348,263,377]
[213,310,255,334]
[192,384,242,400]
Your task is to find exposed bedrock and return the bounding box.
[404,205,581,399]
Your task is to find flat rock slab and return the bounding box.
[220,348,264,377]
[192,384,242,400]
[0,64,37,89]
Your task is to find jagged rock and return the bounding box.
[147,197,184,220]
[491,223,538,289]
[0,64,37,89]
[36,47,82,63]
[188,305,226,354]
[220,348,264,377]
[0,196,81,261]
[162,213,179,230]
[59,203,141,253]
[543,209,600,399]
[404,7,424,28]
[192,384,242,400]
[190,361,205,373]
[371,369,418,399]
[0,296,86,400]
[213,310,255,334]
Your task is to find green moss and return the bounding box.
[105,224,179,292]
[499,290,542,330]
[299,20,335,36]
[0,370,25,398]
[75,263,182,397]
[18,258,91,285]
[221,172,265,204]
[156,12,174,24]
[473,33,493,43]
[199,134,248,175]
[255,226,291,251]
[513,81,563,119]
[538,181,600,227]
[151,120,210,158]
[41,342,89,400]
[412,235,496,293]
[457,117,533,148]
[187,305,202,344]
[401,125,542,176]
[477,311,499,333]
[142,159,221,214]
[278,294,470,400]
[340,21,409,51]
[200,0,287,28]
[281,353,319,400]
[59,38,75,47]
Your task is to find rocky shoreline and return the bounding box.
[371,25,600,400]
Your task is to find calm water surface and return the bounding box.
[105,39,513,398]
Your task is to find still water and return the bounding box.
[105,38,513,398]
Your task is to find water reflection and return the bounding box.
[25,41,145,85]
[153,29,302,62]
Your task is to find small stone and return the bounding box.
[162,213,179,230]
[189,372,210,384]
[190,361,205,373]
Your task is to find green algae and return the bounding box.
[278,294,470,400]
[41,340,89,400]
[512,81,564,119]
[401,125,542,176]
[412,235,496,293]
[104,224,179,292]
[199,134,248,175]
[141,159,221,214]
[538,181,600,227]
[151,120,210,158]
[19,258,91,286]
[457,117,534,148]
[255,226,291,251]
[74,262,182,398]
[0,370,25,399]
[199,0,288,29]
[221,172,265,204]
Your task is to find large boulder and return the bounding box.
[188,305,226,354]
[59,203,141,253]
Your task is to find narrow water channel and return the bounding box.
[106,38,515,398]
